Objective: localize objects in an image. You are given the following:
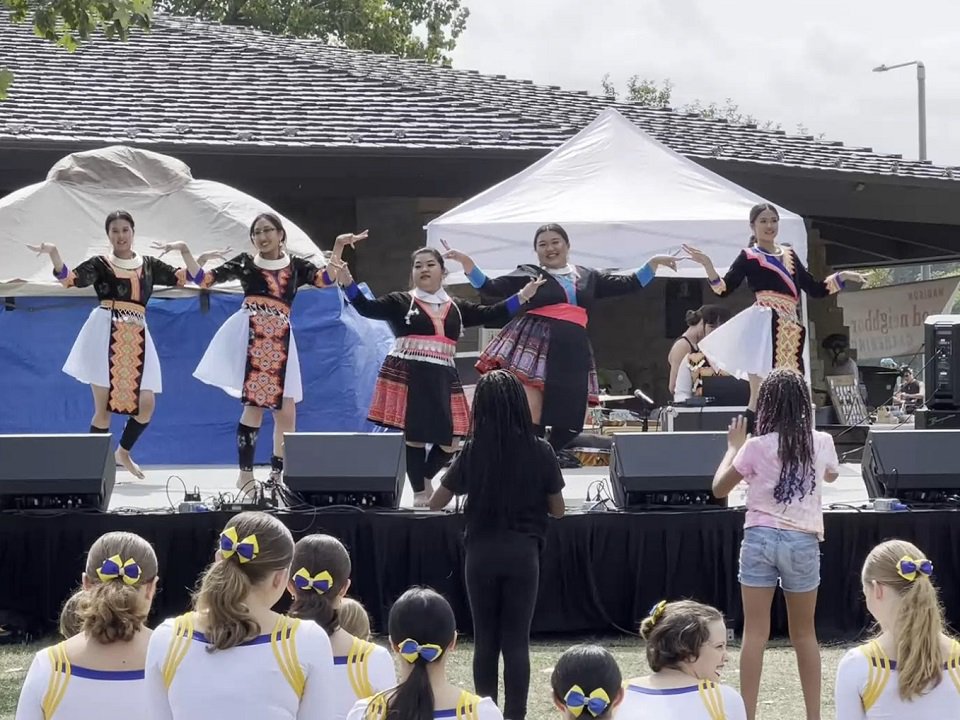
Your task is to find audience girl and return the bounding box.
[551,644,624,719]
[713,369,840,720]
[287,534,395,720]
[620,600,745,720]
[144,511,334,719]
[16,532,159,720]
[834,539,960,718]
[346,587,502,720]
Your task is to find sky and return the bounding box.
[450,0,960,166]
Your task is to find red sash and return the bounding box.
[528,304,588,328]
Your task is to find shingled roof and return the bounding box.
[2,10,957,184]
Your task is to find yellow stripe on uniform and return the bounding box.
[270,616,306,699]
[347,637,376,698]
[947,639,960,694]
[365,691,390,720]
[698,679,725,720]
[456,690,482,720]
[860,640,892,711]
[161,613,195,689]
[41,642,71,719]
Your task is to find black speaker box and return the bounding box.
[283,432,405,508]
[862,427,960,502]
[925,315,960,410]
[0,434,116,511]
[609,431,727,508]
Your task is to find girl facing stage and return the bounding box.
[550,645,624,720]
[683,203,865,419]
[336,245,545,506]
[834,539,960,719]
[193,214,363,494]
[29,210,207,478]
[16,532,158,720]
[286,534,396,720]
[443,224,678,460]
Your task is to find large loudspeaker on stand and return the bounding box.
[608,431,728,508]
[861,427,960,503]
[925,315,960,410]
[283,432,405,508]
[0,434,116,511]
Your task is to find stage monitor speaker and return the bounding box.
[0,434,116,511]
[925,315,960,410]
[283,432,405,508]
[609,431,727,508]
[862,427,960,502]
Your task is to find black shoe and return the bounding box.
[557,450,582,469]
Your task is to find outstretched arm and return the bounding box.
[28,243,100,288]
[684,245,747,298]
[457,276,547,326]
[593,255,680,299]
[792,250,865,298]
[336,265,405,321]
[442,248,528,299]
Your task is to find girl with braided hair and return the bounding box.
[712,369,840,720]
[834,539,960,718]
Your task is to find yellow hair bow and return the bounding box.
[96,555,142,585]
[219,527,259,563]
[897,555,933,582]
[564,686,611,717]
[397,638,443,664]
[647,600,667,627]
[293,568,334,594]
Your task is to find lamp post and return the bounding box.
[873,60,926,161]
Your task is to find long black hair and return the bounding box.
[550,644,622,718]
[457,370,542,530]
[287,534,352,636]
[373,587,456,720]
[755,369,815,504]
[747,203,778,247]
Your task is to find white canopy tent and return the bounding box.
[0,145,323,296]
[426,107,808,282]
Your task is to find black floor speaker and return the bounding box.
[0,434,116,511]
[862,428,960,503]
[609,431,728,508]
[283,432,405,508]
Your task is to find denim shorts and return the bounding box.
[738,526,821,593]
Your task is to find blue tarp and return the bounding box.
[0,287,394,464]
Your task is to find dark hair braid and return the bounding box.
[755,369,815,505]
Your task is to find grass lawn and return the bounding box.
[0,636,850,719]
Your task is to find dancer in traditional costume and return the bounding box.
[683,203,865,421]
[443,223,678,462]
[193,213,362,494]
[29,210,209,478]
[673,306,732,403]
[336,245,544,506]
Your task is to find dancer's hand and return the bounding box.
[727,416,749,450]
[682,244,713,267]
[840,270,868,285]
[335,264,354,286]
[197,247,233,265]
[441,248,475,274]
[648,255,679,272]
[519,275,547,302]
[335,230,368,249]
[150,241,189,257]
[27,243,57,255]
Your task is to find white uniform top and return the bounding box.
[346,691,502,720]
[834,640,960,719]
[144,614,334,720]
[329,637,396,720]
[15,643,146,720]
[619,681,747,720]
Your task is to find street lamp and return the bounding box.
[873,61,926,161]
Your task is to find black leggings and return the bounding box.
[465,533,540,720]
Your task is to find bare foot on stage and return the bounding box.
[237,470,257,501]
[413,491,431,508]
[115,448,145,479]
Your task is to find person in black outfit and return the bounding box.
[429,369,565,720]
[895,366,923,414]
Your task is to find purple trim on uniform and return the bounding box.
[321,269,334,286]
[466,266,488,289]
[65,665,146,681]
[54,264,69,280]
[190,629,288,646]
[627,684,700,696]
[334,656,349,665]
[709,276,723,286]
[636,263,655,287]
[344,282,361,301]
[506,294,522,315]
[188,268,205,285]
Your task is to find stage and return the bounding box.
[4,461,959,643]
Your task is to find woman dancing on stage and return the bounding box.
[29,210,209,478]
[683,203,865,422]
[194,214,362,494]
[336,245,545,506]
[443,224,678,460]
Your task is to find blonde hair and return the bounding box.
[639,600,723,672]
[78,532,158,643]
[862,539,946,700]
[339,597,372,640]
[59,590,85,639]
[193,512,293,651]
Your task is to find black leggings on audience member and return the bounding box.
[465,533,540,720]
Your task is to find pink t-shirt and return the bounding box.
[733,430,840,540]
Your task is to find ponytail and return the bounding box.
[194,559,258,651]
[381,660,435,720]
[76,581,148,643]
[288,534,353,637]
[896,576,944,700]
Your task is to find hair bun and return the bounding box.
[685,309,702,326]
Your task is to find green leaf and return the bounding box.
[0,66,13,100]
